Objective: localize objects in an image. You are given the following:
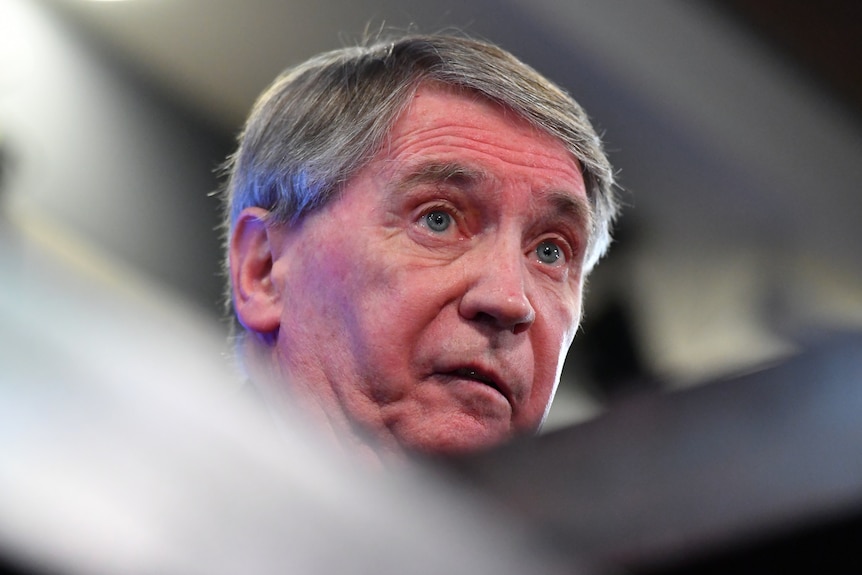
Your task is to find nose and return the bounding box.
[458,242,535,334]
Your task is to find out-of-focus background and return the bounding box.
[2,0,861,427]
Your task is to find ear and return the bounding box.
[229,207,283,335]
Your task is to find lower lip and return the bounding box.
[437,373,512,414]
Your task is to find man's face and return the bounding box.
[266,84,591,455]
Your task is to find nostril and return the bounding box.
[472,311,496,325]
[511,320,531,335]
[470,310,532,334]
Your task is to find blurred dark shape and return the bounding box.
[578,297,659,402]
[710,0,862,125]
[574,213,662,403]
[445,333,862,574]
[0,554,50,575]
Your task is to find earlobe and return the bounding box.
[230,207,283,334]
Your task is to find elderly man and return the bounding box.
[222,34,618,461]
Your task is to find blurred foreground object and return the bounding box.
[450,332,862,574]
[0,215,575,575]
[6,206,861,575]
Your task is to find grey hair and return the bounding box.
[221,34,619,315]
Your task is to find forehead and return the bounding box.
[376,84,587,202]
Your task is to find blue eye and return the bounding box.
[425,210,452,232]
[536,240,562,264]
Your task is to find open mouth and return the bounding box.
[451,367,500,391]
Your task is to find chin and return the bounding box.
[402,422,515,457]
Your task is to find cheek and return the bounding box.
[535,279,582,340]
[315,241,433,353]
[359,267,447,350]
[530,288,582,386]
[277,228,372,354]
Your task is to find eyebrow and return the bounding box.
[393,161,487,192]
[393,160,594,233]
[547,191,594,239]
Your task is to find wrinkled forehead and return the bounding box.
[379,85,584,185]
[386,82,586,184]
[356,84,592,233]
